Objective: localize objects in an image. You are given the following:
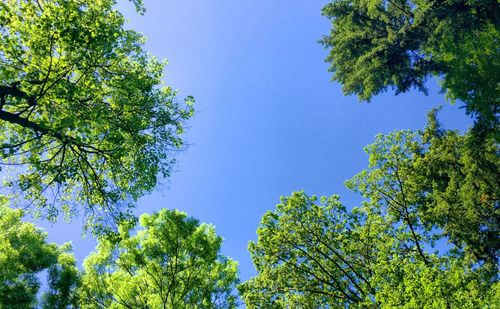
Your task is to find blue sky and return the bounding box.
[44,0,471,283]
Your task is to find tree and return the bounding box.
[79,209,239,308]
[239,192,376,308]
[347,109,499,266]
[42,246,80,309]
[240,113,499,307]
[240,191,498,308]
[0,0,193,232]
[0,196,79,308]
[321,0,499,126]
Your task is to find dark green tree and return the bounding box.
[321,0,499,126]
[79,209,239,308]
[41,246,80,309]
[0,0,193,232]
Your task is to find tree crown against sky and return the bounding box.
[0,201,239,308]
[0,197,79,308]
[241,185,498,307]
[0,0,497,307]
[321,0,499,128]
[347,109,499,266]
[240,113,499,307]
[241,1,500,303]
[0,0,193,234]
[80,209,239,309]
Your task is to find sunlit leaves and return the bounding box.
[0,0,193,232]
[241,113,499,307]
[0,198,79,308]
[350,110,500,265]
[80,209,239,308]
[241,189,498,308]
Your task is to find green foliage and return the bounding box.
[321,0,499,125]
[79,209,239,308]
[0,197,78,308]
[241,191,498,308]
[241,114,499,307]
[0,0,193,232]
[348,109,500,266]
[318,2,499,304]
[239,192,376,308]
[41,243,80,309]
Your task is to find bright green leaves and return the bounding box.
[80,209,239,308]
[0,0,193,233]
[0,201,239,308]
[42,243,80,309]
[241,190,498,308]
[241,114,499,307]
[372,254,498,308]
[321,0,499,125]
[240,191,377,308]
[0,198,79,308]
[350,110,500,266]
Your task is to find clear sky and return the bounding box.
[43,0,471,284]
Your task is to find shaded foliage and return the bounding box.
[321,0,499,126]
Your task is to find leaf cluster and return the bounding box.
[0,198,79,308]
[0,203,239,308]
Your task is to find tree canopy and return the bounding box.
[79,209,239,308]
[240,191,498,308]
[321,0,499,126]
[240,114,499,307]
[0,0,193,232]
[0,1,497,308]
[0,197,79,308]
[347,109,499,266]
[0,202,239,308]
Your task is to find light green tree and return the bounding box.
[41,246,81,309]
[0,0,193,232]
[0,197,79,308]
[79,209,239,309]
[239,192,377,308]
[321,0,499,126]
[240,191,498,308]
[240,114,499,307]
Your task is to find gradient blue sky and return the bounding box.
[44,0,471,283]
